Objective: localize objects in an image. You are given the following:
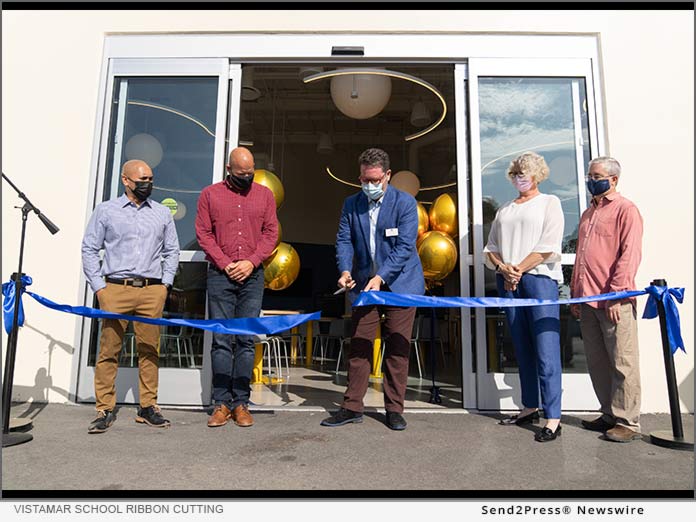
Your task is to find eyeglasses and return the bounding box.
[585,173,613,182]
[509,171,527,179]
[359,172,388,185]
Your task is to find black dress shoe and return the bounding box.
[386,412,407,431]
[581,416,615,432]
[88,410,116,434]
[535,425,562,442]
[135,405,171,428]
[499,410,540,426]
[320,408,363,427]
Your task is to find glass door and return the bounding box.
[77,58,239,405]
[468,58,601,411]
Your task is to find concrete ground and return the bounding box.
[1,403,694,494]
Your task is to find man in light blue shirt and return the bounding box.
[82,159,179,433]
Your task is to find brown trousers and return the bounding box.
[580,303,641,430]
[94,282,168,411]
[342,305,416,414]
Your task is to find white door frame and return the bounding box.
[467,57,603,411]
[74,33,606,409]
[76,58,235,405]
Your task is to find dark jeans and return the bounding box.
[496,273,562,419]
[207,266,264,409]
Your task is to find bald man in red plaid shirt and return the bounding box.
[196,147,278,429]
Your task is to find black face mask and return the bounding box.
[226,173,254,192]
[130,181,153,201]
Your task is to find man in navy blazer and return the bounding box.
[321,148,424,431]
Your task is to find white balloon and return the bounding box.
[548,155,576,185]
[173,201,187,221]
[390,170,421,197]
[124,133,163,169]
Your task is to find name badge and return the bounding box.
[385,228,399,237]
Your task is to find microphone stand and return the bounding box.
[2,172,59,447]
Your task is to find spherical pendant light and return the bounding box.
[330,73,392,120]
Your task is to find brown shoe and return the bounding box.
[207,404,233,427]
[604,425,642,443]
[232,404,254,427]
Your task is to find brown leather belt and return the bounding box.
[105,277,162,288]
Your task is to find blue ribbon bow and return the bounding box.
[642,286,686,354]
[2,274,32,334]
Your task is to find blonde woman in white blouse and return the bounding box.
[484,151,565,443]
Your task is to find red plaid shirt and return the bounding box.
[195,181,278,270]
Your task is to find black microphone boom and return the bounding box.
[2,172,60,447]
[2,172,59,235]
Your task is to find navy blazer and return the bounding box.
[336,186,425,302]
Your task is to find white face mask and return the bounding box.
[362,181,385,201]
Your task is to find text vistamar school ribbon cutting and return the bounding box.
[2,275,686,355]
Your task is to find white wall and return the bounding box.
[2,10,693,412]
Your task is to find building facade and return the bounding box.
[2,9,693,413]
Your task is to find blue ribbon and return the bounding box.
[354,286,686,354]
[2,275,32,334]
[642,286,686,354]
[2,277,686,354]
[1,278,318,336]
[354,288,648,309]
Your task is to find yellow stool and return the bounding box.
[251,338,285,385]
[369,322,383,379]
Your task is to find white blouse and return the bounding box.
[483,193,564,283]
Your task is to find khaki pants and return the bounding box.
[580,303,641,431]
[94,282,168,411]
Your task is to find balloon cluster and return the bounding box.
[255,169,300,291]
[416,193,458,281]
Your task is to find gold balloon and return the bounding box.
[416,202,429,237]
[429,193,458,237]
[254,169,285,209]
[417,231,458,281]
[263,242,300,291]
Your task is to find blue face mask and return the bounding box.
[362,181,385,201]
[586,177,611,196]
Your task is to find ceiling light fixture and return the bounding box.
[303,68,447,141]
[410,99,431,127]
[317,133,334,154]
[325,167,456,192]
[241,68,261,101]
